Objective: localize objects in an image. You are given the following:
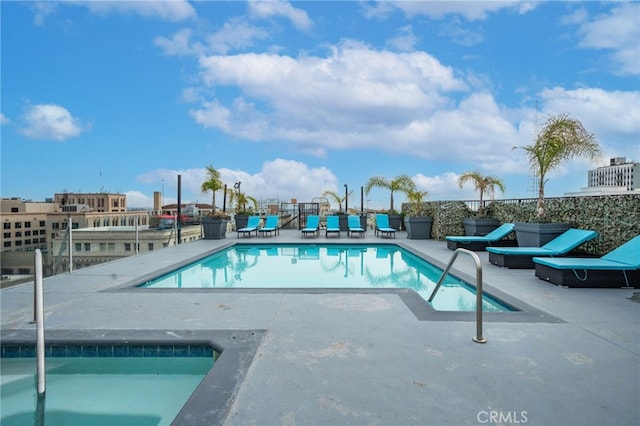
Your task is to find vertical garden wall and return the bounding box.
[404,194,640,255]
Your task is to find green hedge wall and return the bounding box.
[402,194,640,255]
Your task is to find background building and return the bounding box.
[565,157,639,196]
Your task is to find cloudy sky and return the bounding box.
[2,1,638,210]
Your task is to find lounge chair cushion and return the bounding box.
[487,228,598,269]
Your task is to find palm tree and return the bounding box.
[514,113,601,217]
[200,165,224,210]
[457,171,505,215]
[229,190,258,214]
[406,189,429,216]
[322,189,353,213]
[364,175,416,214]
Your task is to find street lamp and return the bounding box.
[344,184,348,212]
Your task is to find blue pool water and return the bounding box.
[140,244,512,312]
[1,345,214,426]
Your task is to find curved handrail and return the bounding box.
[428,248,486,344]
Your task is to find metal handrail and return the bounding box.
[35,249,46,394]
[428,248,486,344]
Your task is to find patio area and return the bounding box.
[2,230,639,425]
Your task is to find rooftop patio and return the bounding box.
[2,230,638,425]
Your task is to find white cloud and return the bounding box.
[438,17,485,47]
[192,41,467,149]
[206,17,270,54]
[125,191,154,209]
[574,2,640,76]
[539,87,640,152]
[154,28,205,56]
[386,25,419,52]
[0,113,9,125]
[137,160,338,208]
[82,0,196,22]
[248,0,313,31]
[31,1,57,26]
[391,1,530,21]
[20,104,87,141]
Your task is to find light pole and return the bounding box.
[344,184,348,213]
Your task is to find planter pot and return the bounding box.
[388,215,403,231]
[405,216,433,239]
[338,214,349,231]
[202,218,229,240]
[514,222,572,247]
[234,215,249,231]
[463,217,500,236]
[359,214,368,230]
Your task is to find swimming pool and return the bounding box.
[139,244,513,312]
[1,344,214,426]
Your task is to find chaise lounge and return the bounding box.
[326,215,341,238]
[374,214,396,238]
[347,215,365,238]
[487,228,598,269]
[301,215,320,238]
[258,215,279,237]
[446,223,516,251]
[237,215,261,238]
[533,235,640,288]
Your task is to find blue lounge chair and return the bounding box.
[375,214,396,238]
[237,215,261,238]
[487,228,598,269]
[258,215,279,237]
[347,215,365,238]
[326,215,340,238]
[533,235,640,288]
[301,215,319,238]
[446,223,516,251]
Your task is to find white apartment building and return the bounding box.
[565,157,639,196]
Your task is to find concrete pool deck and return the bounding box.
[1,230,639,425]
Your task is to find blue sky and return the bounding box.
[2,1,639,210]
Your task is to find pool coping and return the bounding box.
[0,328,265,426]
[110,241,562,324]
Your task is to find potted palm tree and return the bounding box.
[322,189,353,231]
[229,187,258,230]
[200,165,229,239]
[404,189,432,239]
[513,112,602,246]
[457,171,505,236]
[364,175,416,231]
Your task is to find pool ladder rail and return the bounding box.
[428,248,486,344]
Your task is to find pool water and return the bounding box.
[1,355,213,426]
[141,244,512,312]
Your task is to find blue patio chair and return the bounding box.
[487,228,598,269]
[237,215,261,238]
[258,215,279,237]
[446,223,515,251]
[326,215,340,238]
[533,235,640,288]
[375,214,396,238]
[301,215,320,238]
[347,215,365,238]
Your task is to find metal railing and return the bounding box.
[428,248,486,344]
[34,249,46,394]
